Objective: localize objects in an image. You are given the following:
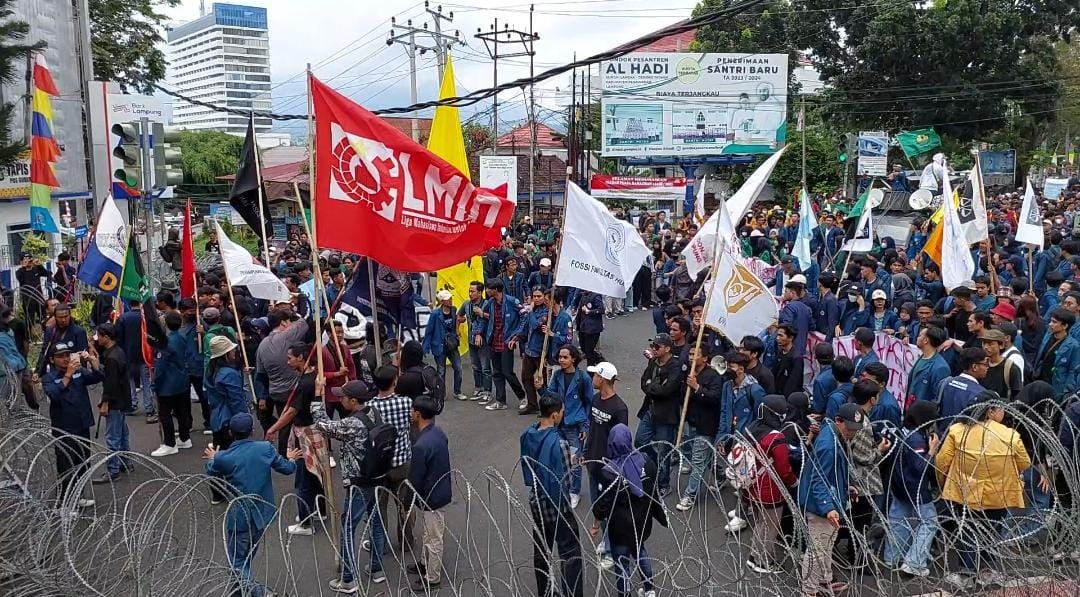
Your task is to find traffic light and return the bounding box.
[152,123,184,188]
[112,122,145,190]
[838,133,858,163]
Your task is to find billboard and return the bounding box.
[979,149,1016,187]
[0,156,31,199]
[600,52,788,157]
[590,175,687,205]
[479,155,519,203]
[857,132,888,176]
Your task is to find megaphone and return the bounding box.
[867,188,885,209]
[909,188,933,210]
[710,354,728,375]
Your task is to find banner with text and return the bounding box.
[590,174,687,205]
[802,331,920,401]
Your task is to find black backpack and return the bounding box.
[356,409,397,483]
[415,364,446,414]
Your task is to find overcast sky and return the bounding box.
[162,0,693,134]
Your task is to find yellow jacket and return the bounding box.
[934,419,1031,510]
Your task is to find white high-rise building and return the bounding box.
[166,3,272,135]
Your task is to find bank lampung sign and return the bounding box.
[600,52,788,158]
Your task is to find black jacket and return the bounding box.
[771,347,805,398]
[639,356,683,425]
[100,344,132,410]
[592,458,668,552]
[684,367,723,437]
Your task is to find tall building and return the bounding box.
[166,3,272,134]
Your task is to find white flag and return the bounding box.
[792,189,817,271]
[704,250,778,340]
[556,182,650,297]
[213,221,291,302]
[962,154,989,245]
[692,178,707,227]
[1015,178,1044,248]
[940,160,975,289]
[840,203,874,253]
[681,146,786,278]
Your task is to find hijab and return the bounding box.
[783,391,812,439]
[602,424,646,498]
[748,394,788,442]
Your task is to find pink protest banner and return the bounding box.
[802,331,919,403]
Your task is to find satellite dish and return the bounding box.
[909,188,933,210]
[867,188,885,208]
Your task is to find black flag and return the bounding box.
[228,114,273,240]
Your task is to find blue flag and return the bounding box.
[76,196,126,295]
[340,258,417,331]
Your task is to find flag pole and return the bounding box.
[216,251,258,405]
[367,257,383,368]
[306,64,340,567]
[536,190,570,384]
[185,200,203,348]
[675,204,725,448]
[114,229,131,320]
[251,111,272,267]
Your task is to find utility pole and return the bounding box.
[424,1,464,81]
[475,16,539,214]
[387,15,461,141]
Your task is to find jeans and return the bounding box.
[634,411,675,492]
[341,484,384,583]
[610,543,654,597]
[948,502,1007,574]
[225,526,267,597]
[294,459,325,524]
[884,499,939,572]
[105,409,130,475]
[434,349,463,395]
[469,344,492,393]
[129,363,154,413]
[490,348,525,405]
[681,425,714,501]
[1007,466,1053,540]
[561,424,584,496]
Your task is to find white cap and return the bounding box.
[750,229,765,238]
[789,274,807,286]
[436,289,453,301]
[539,257,552,267]
[871,289,887,300]
[586,361,618,381]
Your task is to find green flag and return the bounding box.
[843,187,871,238]
[119,236,151,302]
[896,128,941,158]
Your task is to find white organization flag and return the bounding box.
[692,178,707,227]
[213,221,292,302]
[704,250,778,340]
[962,155,989,245]
[1015,178,1044,248]
[682,146,786,278]
[840,202,874,253]
[557,182,650,297]
[792,188,818,271]
[940,160,975,289]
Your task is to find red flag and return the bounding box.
[181,201,196,298]
[140,311,154,367]
[310,75,514,272]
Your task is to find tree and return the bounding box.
[791,0,1078,141]
[462,121,494,155]
[178,130,245,185]
[90,0,178,94]
[0,0,42,169]
[767,123,844,201]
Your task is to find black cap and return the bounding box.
[780,255,795,264]
[331,380,372,401]
[651,333,674,348]
[837,403,866,431]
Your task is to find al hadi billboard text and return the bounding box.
[600,53,788,158]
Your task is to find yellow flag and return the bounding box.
[923,190,959,265]
[427,56,477,354]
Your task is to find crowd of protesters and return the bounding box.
[17,177,1080,596]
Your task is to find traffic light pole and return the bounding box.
[139,116,152,271]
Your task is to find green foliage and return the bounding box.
[791,0,1076,141]
[0,0,41,169]
[89,0,179,93]
[766,123,844,200]
[462,121,494,155]
[70,297,95,330]
[178,130,245,185]
[19,231,49,261]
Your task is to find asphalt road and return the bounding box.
[29,309,1079,596]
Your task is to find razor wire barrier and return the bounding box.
[3,375,1080,596]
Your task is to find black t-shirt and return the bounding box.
[292,370,317,427]
[584,393,629,473]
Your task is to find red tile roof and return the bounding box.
[495,123,565,151]
[611,19,697,53]
[381,116,433,145]
[467,153,567,195]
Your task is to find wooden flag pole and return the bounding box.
[536,201,570,383]
[367,258,383,368]
[251,111,272,267]
[216,249,258,405]
[674,206,725,448]
[306,64,341,568]
[187,201,204,348]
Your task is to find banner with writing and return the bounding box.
[802,331,920,402]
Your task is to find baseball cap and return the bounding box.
[49,341,74,356]
[871,289,887,300]
[332,380,372,401]
[539,257,552,267]
[990,302,1016,321]
[202,306,221,321]
[979,329,1008,344]
[837,403,866,431]
[789,274,807,286]
[436,289,453,302]
[780,255,795,264]
[586,361,618,380]
[651,333,674,348]
[228,412,254,435]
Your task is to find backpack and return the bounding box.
[356,409,397,483]
[418,364,446,413]
[726,432,777,490]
